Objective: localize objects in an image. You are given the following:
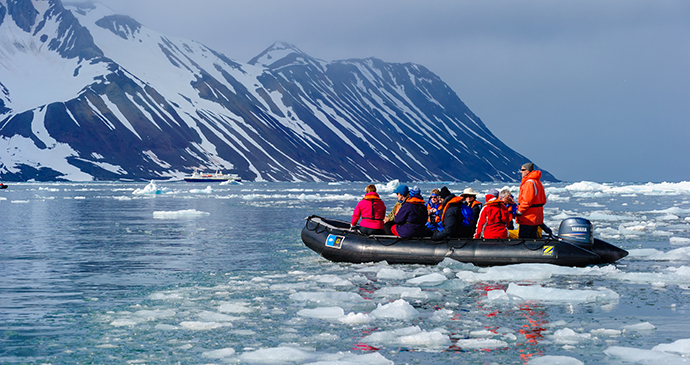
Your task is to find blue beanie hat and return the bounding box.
[409,186,422,199]
[393,185,409,196]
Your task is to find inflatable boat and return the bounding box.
[301,216,628,267]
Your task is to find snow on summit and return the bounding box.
[0,0,554,182]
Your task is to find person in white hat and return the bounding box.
[461,187,482,235]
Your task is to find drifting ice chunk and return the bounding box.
[604,345,690,363]
[527,355,584,365]
[202,347,236,359]
[370,299,419,320]
[454,338,508,350]
[218,301,255,313]
[290,291,365,305]
[338,312,374,324]
[377,267,413,280]
[153,209,210,219]
[133,180,172,194]
[622,322,656,332]
[239,346,313,363]
[361,325,450,351]
[653,338,690,356]
[297,307,345,319]
[549,328,592,345]
[670,237,690,245]
[406,273,447,286]
[189,185,213,194]
[179,321,230,330]
[505,283,619,303]
[374,286,441,300]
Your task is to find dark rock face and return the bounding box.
[0,2,556,183]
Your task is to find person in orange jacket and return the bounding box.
[517,163,547,238]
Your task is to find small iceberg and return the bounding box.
[153,209,210,219]
[189,186,213,194]
[133,180,172,195]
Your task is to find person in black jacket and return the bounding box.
[432,187,475,241]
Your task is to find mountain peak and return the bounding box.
[248,41,324,69]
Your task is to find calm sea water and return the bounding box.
[1,181,689,364]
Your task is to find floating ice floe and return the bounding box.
[218,301,255,313]
[361,325,451,352]
[152,209,210,219]
[109,309,176,327]
[454,338,508,350]
[370,299,419,320]
[202,347,236,359]
[235,347,393,364]
[290,291,365,306]
[377,267,413,280]
[605,338,690,364]
[406,272,447,286]
[549,328,592,345]
[486,283,619,304]
[374,286,443,300]
[189,185,213,194]
[670,237,690,245]
[527,355,584,365]
[133,180,173,195]
[338,312,375,324]
[179,321,231,330]
[298,307,345,319]
[308,274,353,287]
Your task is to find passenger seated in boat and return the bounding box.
[474,189,513,239]
[461,187,482,236]
[391,186,428,238]
[351,184,387,235]
[432,187,475,241]
[425,188,443,231]
[383,184,408,234]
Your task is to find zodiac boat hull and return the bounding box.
[301,216,628,267]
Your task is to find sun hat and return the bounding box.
[460,187,478,197]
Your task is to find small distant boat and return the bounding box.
[0,183,7,189]
[184,171,241,183]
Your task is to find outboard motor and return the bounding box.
[558,217,593,248]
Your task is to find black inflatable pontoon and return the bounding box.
[301,215,628,267]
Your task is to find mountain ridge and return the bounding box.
[0,0,556,182]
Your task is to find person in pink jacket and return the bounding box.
[351,184,387,235]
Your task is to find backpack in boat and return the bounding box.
[459,204,474,227]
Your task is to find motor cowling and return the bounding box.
[558,217,593,247]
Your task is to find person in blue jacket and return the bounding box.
[391,186,428,238]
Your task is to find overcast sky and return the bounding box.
[99,0,690,183]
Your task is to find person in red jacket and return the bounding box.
[517,163,547,238]
[351,184,387,235]
[475,189,513,239]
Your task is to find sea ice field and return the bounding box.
[2,180,690,364]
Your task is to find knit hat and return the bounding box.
[409,186,422,199]
[521,162,534,172]
[485,188,499,202]
[439,186,452,199]
[393,185,409,196]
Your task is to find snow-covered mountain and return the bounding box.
[0,0,556,182]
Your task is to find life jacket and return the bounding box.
[475,199,511,239]
[361,194,385,221]
[405,196,425,206]
[440,196,474,227]
[427,199,442,223]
